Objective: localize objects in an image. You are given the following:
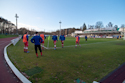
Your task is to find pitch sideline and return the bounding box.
[42,40,120,49]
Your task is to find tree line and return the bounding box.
[80,21,125,31]
[1,17,125,35]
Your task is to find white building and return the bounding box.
[71,27,121,38]
[71,30,83,37]
[118,27,125,40]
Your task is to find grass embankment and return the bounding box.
[7,37,125,83]
[0,34,18,38]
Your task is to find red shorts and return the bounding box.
[76,41,79,44]
[42,41,44,44]
[61,41,64,43]
[24,42,28,46]
[53,40,56,44]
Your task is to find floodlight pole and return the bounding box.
[15,14,19,34]
[59,21,62,36]
[123,27,125,40]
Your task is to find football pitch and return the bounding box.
[7,37,125,83]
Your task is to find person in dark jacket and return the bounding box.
[117,36,119,40]
[85,35,87,42]
[31,32,43,58]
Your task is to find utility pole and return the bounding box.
[59,21,62,36]
[15,14,19,34]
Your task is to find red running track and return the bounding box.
[0,37,22,83]
[100,62,125,83]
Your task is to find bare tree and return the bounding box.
[89,25,94,29]
[121,24,125,28]
[82,23,87,31]
[108,22,113,27]
[114,25,118,30]
[80,26,83,30]
[95,21,104,29]
[0,17,17,34]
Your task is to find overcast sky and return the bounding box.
[0,0,125,32]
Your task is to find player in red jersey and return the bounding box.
[22,32,29,53]
[75,34,81,48]
[40,33,46,49]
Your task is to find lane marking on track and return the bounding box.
[0,41,10,46]
[0,41,7,42]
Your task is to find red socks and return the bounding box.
[36,52,42,57]
[62,42,63,47]
[24,49,25,52]
[41,52,42,56]
[36,53,38,57]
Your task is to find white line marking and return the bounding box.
[45,40,120,49]
[44,46,48,49]
[41,45,48,49]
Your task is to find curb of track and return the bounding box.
[4,43,32,83]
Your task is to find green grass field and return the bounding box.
[0,34,18,38]
[7,37,125,83]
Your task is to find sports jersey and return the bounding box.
[31,35,43,45]
[59,35,65,41]
[52,35,58,41]
[75,36,80,42]
[22,34,28,43]
[85,36,87,39]
[40,34,46,40]
[117,36,119,39]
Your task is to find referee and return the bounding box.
[31,32,43,58]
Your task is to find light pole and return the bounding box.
[123,27,125,40]
[59,21,62,36]
[15,14,19,34]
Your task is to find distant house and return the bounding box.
[118,27,125,37]
[71,30,83,37]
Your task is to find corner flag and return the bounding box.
[47,35,50,48]
[48,35,50,40]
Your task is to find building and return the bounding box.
[71,27,121,38]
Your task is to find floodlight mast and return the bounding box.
[123,27,125,40]
[15,14,19,34]
[59,21,62,36]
